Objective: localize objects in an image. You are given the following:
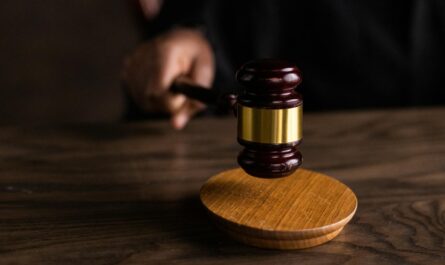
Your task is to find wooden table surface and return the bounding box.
[1,107,445,265]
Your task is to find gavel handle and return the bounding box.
[170,76,219,106]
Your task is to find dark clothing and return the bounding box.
[144,0,445,111]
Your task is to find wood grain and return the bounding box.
[200,168,357,249]
[0,107,445,264]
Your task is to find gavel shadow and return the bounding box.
[134,194,291,260]
[145,195,249,249]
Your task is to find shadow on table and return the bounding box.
[134,195,351,263]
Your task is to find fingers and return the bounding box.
[123,41,188,113]
[148,31,213,121]
[149,44,185,96]
[121,28,215,129]
[169,42,214,130]
[171,99,206,130]
[150,46,191,113]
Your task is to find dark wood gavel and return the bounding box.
[170,59,303,178]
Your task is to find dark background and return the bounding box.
[0,1,139,124]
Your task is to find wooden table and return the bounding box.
[1,107,445,265]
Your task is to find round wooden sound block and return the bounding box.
[200,168,357,249]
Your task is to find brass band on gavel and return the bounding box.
[237,105,302,145]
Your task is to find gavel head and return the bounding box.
[236,59,303,178]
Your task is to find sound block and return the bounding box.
[200,168,357,249]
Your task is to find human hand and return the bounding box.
[122,28,214,129]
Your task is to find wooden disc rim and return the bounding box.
[200,168,357,249]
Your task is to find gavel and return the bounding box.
[171,59,303,178]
